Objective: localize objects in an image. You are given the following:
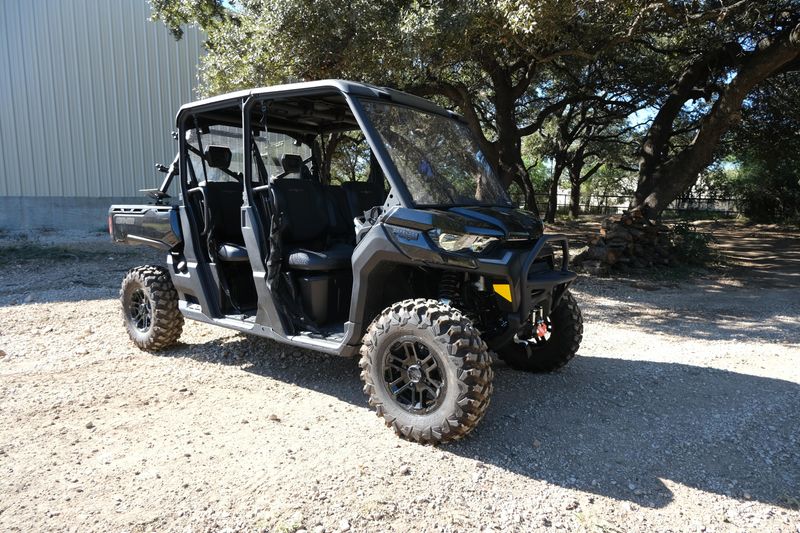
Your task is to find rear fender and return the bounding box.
[109,205,182,250]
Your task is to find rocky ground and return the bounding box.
[0,225,798,532]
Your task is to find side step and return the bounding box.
[179,302,346,356]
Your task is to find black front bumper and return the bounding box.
[483,234,577,349]
[522,234,577,315]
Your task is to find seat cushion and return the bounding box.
[217,243,249,262]
[286,242,353,271]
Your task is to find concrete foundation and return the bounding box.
[0,196,145,232]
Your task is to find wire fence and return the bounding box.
[533,193,739,217]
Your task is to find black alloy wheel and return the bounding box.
[128,288,152,332]
[360,299,494,444]
[120,265,184,351]
[383,337,446,414]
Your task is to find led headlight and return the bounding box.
[428,229,498,253]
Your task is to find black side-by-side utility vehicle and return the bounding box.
[110,80,582,443]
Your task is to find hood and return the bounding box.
[448,206,544,241]
[384,205,544,241]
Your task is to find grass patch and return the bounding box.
[0,243,113,266]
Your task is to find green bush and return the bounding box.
[669,223,718,265]
[733,174,800,223]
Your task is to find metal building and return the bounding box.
[0,0,204,230]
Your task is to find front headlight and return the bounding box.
[428,229,499,253]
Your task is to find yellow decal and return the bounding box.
[493,283,512,302]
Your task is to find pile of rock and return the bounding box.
[575,211,672,274]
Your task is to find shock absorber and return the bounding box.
[438,271,460,306]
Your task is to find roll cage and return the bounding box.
[155,81,462,208]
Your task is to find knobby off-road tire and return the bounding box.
[498,289,583,373]
[120,265,184,351]
[359,299,494,444]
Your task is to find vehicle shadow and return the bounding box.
[160,336,800,510]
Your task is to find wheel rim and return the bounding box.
[383,337,445,414]
[129,288,152,332]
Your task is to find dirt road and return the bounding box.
[0,230,798,532]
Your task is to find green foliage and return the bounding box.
[724,72,800,223]
[328,133,371,185]
[729,161,800,223]
[149,0,230,40]
[149,1,800,224]
[583,164,636,198]
[668,223,718,266]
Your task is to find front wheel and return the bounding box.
[120,265,184,351]
[497,289,583,372]
[359,299,493,444]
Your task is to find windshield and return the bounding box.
[360,101,512,207]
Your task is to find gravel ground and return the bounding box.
[0,230,798,532]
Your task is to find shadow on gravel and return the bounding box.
[460,358,800,510]
[0,245,160,307]
[582,288,799,345]
[161,336,800,510]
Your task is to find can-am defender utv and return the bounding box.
[110,80,582,444]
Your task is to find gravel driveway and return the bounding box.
[1,230,798,532]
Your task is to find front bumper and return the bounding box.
[522,234,576,315]
[384,222,577,343]
[481,234,577,349]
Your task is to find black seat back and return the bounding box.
[270,178,329,248]
[324,185,354,243]
[341,181,385,219]
[280,153,314,180]
[203,181,244,245]
[204,145,233,170]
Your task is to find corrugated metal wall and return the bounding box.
[0,0,204,197]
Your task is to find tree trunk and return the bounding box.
[493,72,540,217]
[633,25,800,219]
[545,159,565,223]
[513,174,538,213]
[567,158,585,218]
[567,158,602,218]
[320,133,343,183]
[569,179,581,218]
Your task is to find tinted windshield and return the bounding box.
[360,101,512,207]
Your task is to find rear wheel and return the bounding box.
[120,265,183,351]
[359,299,493,444]
[497,289,582,372]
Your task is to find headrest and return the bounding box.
[281,154,304,174]
[204,145,232,170]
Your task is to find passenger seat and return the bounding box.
[270,179,353,272]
